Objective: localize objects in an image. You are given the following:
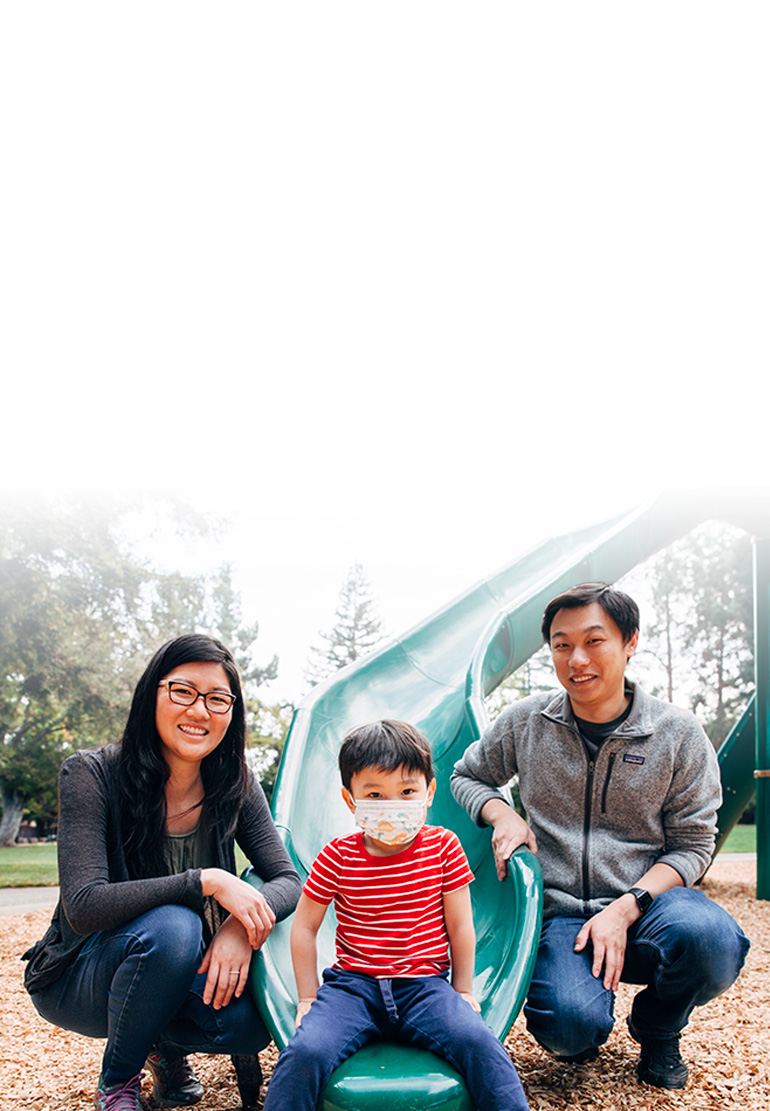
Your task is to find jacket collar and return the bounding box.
[541,679,655,740]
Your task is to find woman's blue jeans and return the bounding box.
[29,905,269,1089]
[524,888,750,1058]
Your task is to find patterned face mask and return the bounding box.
[353,797,428,845]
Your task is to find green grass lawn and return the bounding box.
[0,842,59,887]
[0,841,253,887]
[0,828,758,888]
[720,823,756,853]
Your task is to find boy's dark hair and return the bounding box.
[541,582,640,644]
[338,720,434,790]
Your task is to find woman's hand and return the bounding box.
[199,916,254,1009]
[201,868,276,949]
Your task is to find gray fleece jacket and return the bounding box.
[450,682,721,920]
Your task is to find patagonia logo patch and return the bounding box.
[623,754,645,765]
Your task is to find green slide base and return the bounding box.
[320,1043,473,1111]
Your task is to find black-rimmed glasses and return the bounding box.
[159,680,236,714]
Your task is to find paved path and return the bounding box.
[0,886,59,916]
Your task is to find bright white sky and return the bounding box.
[2,3,768,701]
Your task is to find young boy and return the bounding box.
[261,719,530,1111]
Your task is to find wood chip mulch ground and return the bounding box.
[1,858,766,1111]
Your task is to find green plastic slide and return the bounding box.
[246,490,762,1109]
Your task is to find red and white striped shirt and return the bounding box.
[303,825,474,978]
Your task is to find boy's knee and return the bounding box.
[273,1033,329,1084]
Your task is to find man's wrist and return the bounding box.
[626,887,654,916]
[480,797,512,825]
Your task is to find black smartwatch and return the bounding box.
[627,887,653,916]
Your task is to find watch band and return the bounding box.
[627,886,653,916]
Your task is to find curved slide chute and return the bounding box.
[247,489,762,1109]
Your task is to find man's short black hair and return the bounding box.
[338,720,434,791]
[541,582,640,644]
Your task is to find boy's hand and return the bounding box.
[295,998,316,1027]
[457,991,481,1012]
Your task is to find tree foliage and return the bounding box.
[0,495,277,844]
[485,644,556,717]
[247,699,294,803]
[622,521,753,747]
[305,563,386,687]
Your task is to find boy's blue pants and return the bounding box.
[261,966,529,1111]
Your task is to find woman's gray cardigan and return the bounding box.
[23,746,301,992]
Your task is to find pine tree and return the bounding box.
[305,564,386,687]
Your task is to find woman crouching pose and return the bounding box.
[23,634,301,1111]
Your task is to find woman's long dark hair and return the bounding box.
[118,633,248,879]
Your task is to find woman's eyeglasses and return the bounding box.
[159,680,236,714]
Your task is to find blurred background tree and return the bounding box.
[623,521,753,748]
[304,563,386,687]
[0,495,280,844]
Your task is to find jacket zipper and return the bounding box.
[582,757,594,906]
[601,752,617,814]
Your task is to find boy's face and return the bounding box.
[342,765,436,854]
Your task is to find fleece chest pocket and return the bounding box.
[600,750,650,814]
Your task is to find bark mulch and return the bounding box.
[1,858,766,1110]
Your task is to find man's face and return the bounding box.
[548,601,638,722]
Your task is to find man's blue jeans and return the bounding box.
[524,888,750,1058]
[29,905,269,1088]
[261,967,530,1111]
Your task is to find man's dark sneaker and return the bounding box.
[146,1053,204,1108]
[94,1072,152,1111]
[628,1019,689,1090]
[553,1047,599,1064]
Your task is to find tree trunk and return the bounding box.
[0,785,25,846]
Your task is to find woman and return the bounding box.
[23,634,301,1111]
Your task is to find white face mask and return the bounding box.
[354,797,427,845]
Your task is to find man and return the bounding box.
[450,582,749,1090]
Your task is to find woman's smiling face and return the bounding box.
[155,660,234,771]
